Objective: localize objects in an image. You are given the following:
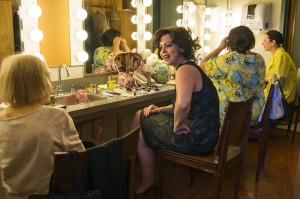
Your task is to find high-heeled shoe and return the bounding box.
[134,181,158,199]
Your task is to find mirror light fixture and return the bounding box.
[204,32,212,40]
[28,4,42,18]
[142,31,152,41]
[131,32,137,40]
[75,29,88,41]
[76,51,89,62]
[176,5,183,13]
[204,7,212,15]
[141,48,152,59]
[204,46,211,53]
[142,14,152,24]
[188,4,196,13]
[176,19,183,27]
[131,0,137,8]
[30,29,43,42]
[76,8,87,20]
[131,15,137,24]
[142,0,152,7]
[187,18,196,27]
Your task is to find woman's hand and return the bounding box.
[143,104,160,117]
[174,124,191,135]
[219,37,229,50]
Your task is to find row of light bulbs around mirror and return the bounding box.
[26,4,89,62]
[130,0,153,41]
[175,2,214,54]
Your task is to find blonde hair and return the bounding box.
[0,54,52,107]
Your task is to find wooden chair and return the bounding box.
[53,127,140,198]
[287,67,300,143]
[156,95,255,199]
[249,84,274,182]
[53,151,88,193]
[121,126,140,199]
[287,100,300,143]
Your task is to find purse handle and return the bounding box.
[275,79,287,100]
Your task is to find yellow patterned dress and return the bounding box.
[205,51,266,126]
[265,47,297,104]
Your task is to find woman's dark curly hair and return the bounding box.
[101,28,121,46]
[266,30,284,46]
[153,27,201,61]
[228,25,255,54]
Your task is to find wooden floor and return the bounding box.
[135,127,300,199]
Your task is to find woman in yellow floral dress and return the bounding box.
[93,28,130,72]
[262,30,297,104]
[200,26,266,126]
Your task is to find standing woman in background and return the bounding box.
[0,54,85,199]
[262,30,297,104]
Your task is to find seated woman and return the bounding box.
[131,27,220,199]
[262,30,297,104]
[200,25,266,126]
[0,54,85,199]
[94,28,131,72]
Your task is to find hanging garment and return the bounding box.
[93,9,109,46]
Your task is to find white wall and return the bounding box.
[204,0,283,64]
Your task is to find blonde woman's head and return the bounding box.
[0,54,52,107]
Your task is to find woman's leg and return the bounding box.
[136,130,156,193]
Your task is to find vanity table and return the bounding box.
[63,85,174,140]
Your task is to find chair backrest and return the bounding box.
[121,126,140,169]
[53,151,88,193]
[120,126,140,199]
[216,95,255,170]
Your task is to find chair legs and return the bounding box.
[291,112,300,143]
[287,110,299,143]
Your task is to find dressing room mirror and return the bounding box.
[19,0,85,67]
[83,0,137,76]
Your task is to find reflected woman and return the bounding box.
[93,28,130,72]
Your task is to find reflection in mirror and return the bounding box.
[19,0,86,67]
[83,1,136,76]
[0,0,21,63]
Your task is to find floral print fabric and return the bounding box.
[205,51,266,126]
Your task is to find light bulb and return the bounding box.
[142,31,152,41]
[75,29,88,41]
[188,4,196,13]
[28,5,42,18]
[205,7,212,15]
[176,19,183,27]
[131,0,137,8]
[205,20,212,28]
[176,5,183,13]
[141,49,152,59]
[143,0,152,7]
[131,32,137,40]
[76,51,88,62]
[204,46,211,53]
[187,19,195,27]
[204,32,211,40]
[76,9,87,20]
[142,14,152,24]
[131,15,137,24]
[30,29,43,42]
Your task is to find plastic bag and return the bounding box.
[269,83,284,119]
